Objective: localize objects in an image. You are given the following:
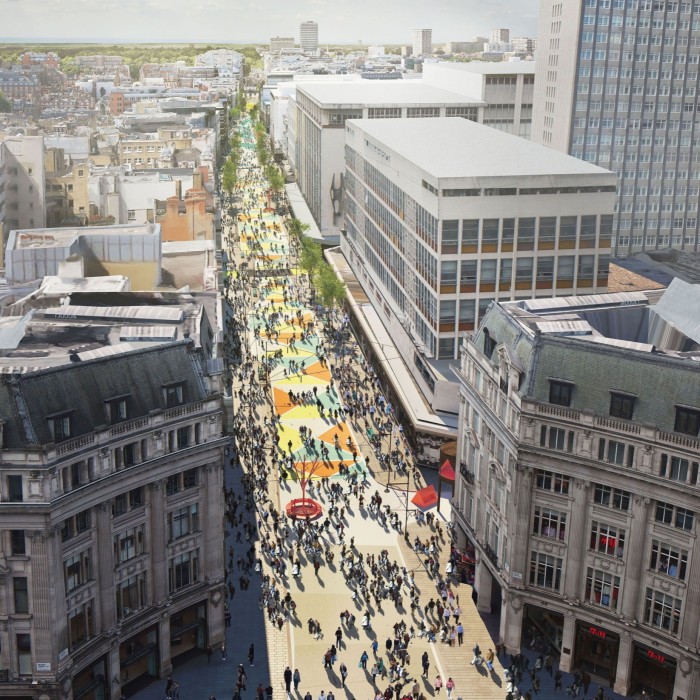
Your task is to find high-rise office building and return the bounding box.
[300,21,319,52]
[533,0,700,257]
[412,28,433,56]
[490,28,510,44]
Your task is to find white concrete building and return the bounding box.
[0,135,46,234]
[340,117,615,419]
[300,21,319,53]
[452,281,700,699]
[423,62,536,138]
[292,81,484,243]
[413,29,433,57]
[270,37,295,52]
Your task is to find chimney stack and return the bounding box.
[175,179,182,200]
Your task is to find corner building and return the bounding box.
[0,342,227,700]
[452,281,700,699]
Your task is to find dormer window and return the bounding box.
[549,380,574,408]
[48,413,72,443]
[163,383,184,408]
[106,396,129,424]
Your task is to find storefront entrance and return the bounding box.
[630,644,676,700]
[522,604,564,655]
[120,626,158,692]
[73,657,107,700]
[170,602,207,663]
[573,622,619,685]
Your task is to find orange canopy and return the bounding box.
[411,484,439,510]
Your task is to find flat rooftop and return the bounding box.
[0,290,216,372]
[297,80,484,107]
[503,279,700,357]
[9,224,160,250]
[428,61,536,75]
[349,117,614,179]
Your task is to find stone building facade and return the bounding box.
[452,281,700,699]
[0,341,227,700]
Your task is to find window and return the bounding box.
[535,469,570,495]
[61,509,91,541]
[112,488,144,516]
[598,438,635,467]
[645,588,681,634]
[169,550,199,592]
[64,550,92,592]
[549,380,573,407]
[127,210,136,221]
[594,484,631,511]
[7,475,23,502]
[660,454,699,484]
[16,634,31,676]
[590,521,625,557]
[68,602,94,649]
[106,397,128,423]
[116,575,146,619]
[539,425,575,452]
[163,383,184,408]
[610,392,636,419]
[674,406,700,435]
[655,501,694,530]
[650,540,688,580]
[48,413,72,442]
[483,328,496,358]
[177,426,190,449]
[533,507,567,540]
[585,568,620,609]
[11,530,26,555]
[529,552,562,591]
[114,525,145,564]
[169,503,199,540]
[166,469,198,495]
[13,577,29,614]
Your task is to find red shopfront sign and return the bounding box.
[647,649,666,664]
[588,626,607,639]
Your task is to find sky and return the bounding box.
[0,0,539,44]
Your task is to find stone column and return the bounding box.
[621,496,650,621]
[613,631,633,696]
[558,612,576,673]
[149,480,167,603]
[202,463,224,579]
[96,503,116,633]
[46,528,68,660]
[108,644,122,700]
[501,592,524,653]
[509,466,533,585]
[683,532,700,646]
[475,556,493,613]
[158,612,172,678]
[564,479,590,600]
[27,530,58,675]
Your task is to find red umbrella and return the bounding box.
[439,459,456,482]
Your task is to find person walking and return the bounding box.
[470,643,481,665]
[421,651,429,677]
[434,675,442,694]
[293,669,301,692]
[206,645,213,664]
[284,667,292,694]
[221,643,227,661]
[445,678,455,700]
[456,623,464,646]
[248,643,255,666]
[317,692,325,700]
[360,650,369,670]
[335,627,343,648]
[485,648,495,671]
[371,663,379,685]
[339,663,348,687]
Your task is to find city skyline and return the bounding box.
[0,0,539,44]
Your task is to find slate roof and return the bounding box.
[0,341,208,449]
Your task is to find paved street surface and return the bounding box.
[128,115,631,700]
